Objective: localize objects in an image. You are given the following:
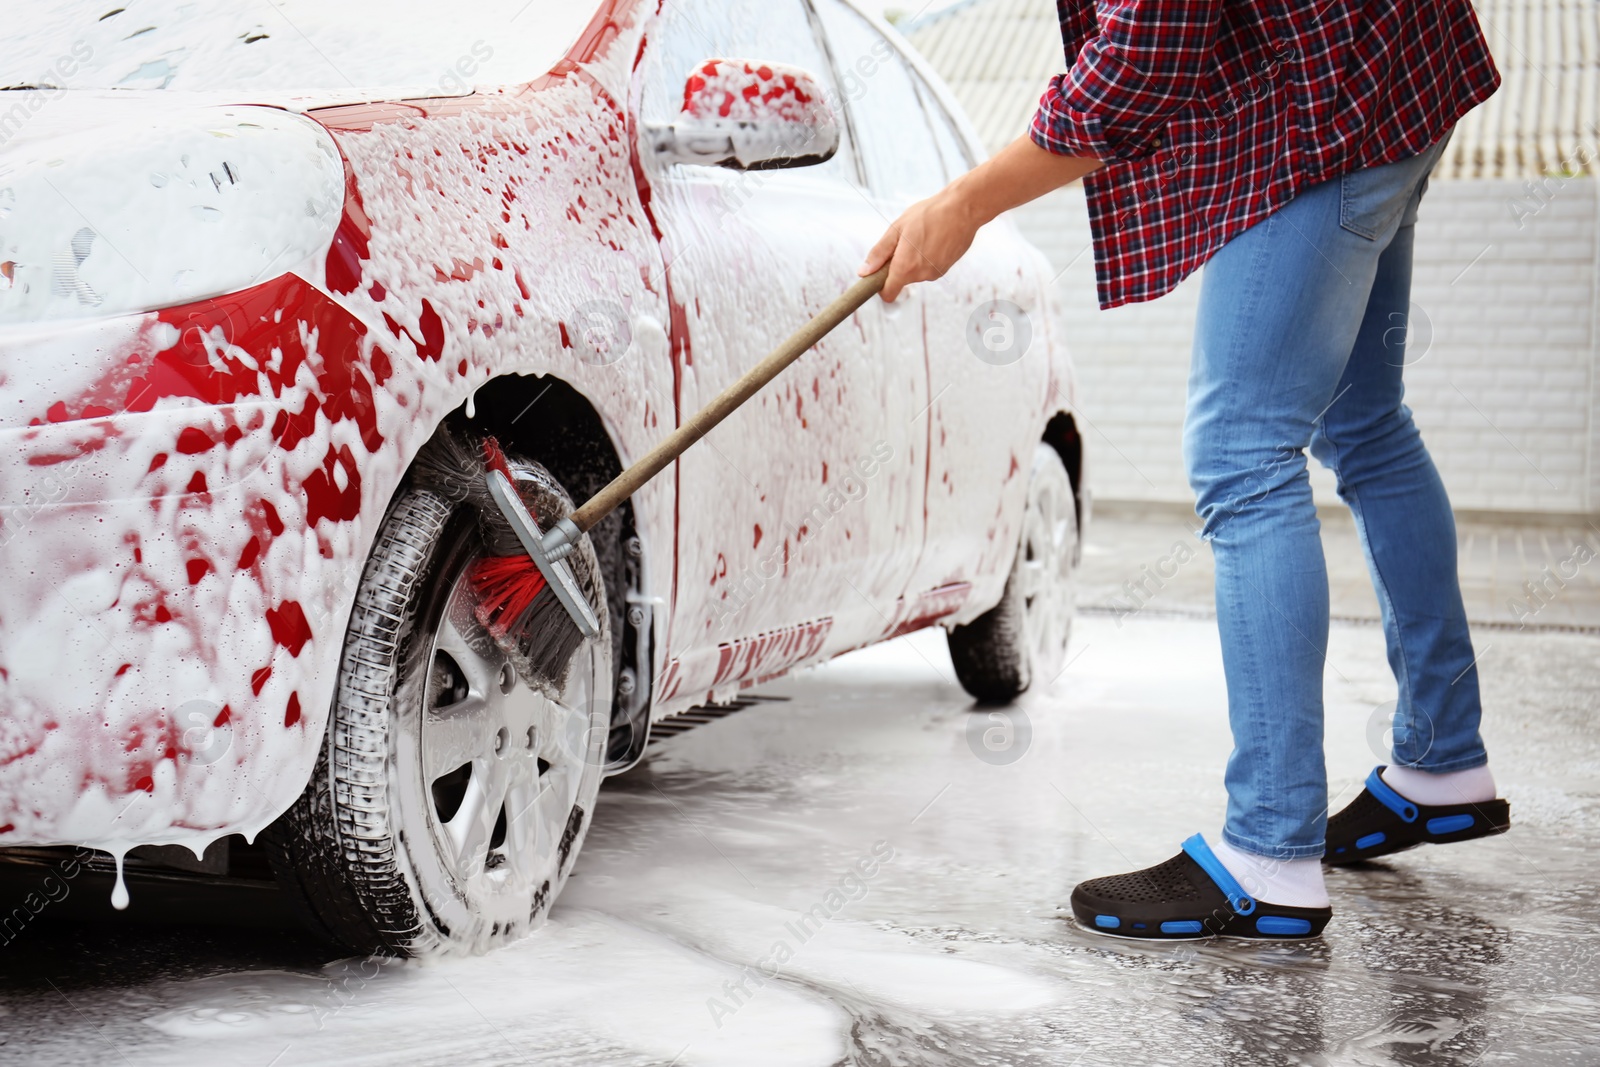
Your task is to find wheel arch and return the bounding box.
[416,373,656,772]
[1042,410,1087,563]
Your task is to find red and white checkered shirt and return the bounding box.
[1031,0,1500,308]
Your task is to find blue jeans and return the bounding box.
[1185,135,1489,861]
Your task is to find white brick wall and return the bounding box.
[1023,177,1600,515]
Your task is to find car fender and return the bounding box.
[0,0,674,858]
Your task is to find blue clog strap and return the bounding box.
[1365,767,1419,823]
[1181,834,1256,916]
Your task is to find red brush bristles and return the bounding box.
[473,436,546,634]
[407,427,592,689]
[482,435,515,483]
[470,554,548,637]
[473,435,550,633]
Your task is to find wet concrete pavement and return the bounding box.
[1,519,1597,1066]
[1081,503,1600,632]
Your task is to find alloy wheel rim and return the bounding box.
[414,566,596,903]
[1019,461,1076,672]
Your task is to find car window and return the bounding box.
[639,0,857,184]
[913,74,976,181]
[809,0,945,202]
[2,0,595,94]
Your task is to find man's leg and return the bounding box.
[1311,184,1511,868]
[1185,142,1459,875]
[1066,175,1375,933]
[1068,143,1477,937]
[1183,177,1390,867]
[1309,202,1492,793]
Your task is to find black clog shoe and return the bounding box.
[1324,766,1511,866]
[1071,834,1331,940]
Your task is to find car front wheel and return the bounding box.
[264,454,611,956]
[947,442,1078,704]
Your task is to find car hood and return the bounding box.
[0,88,468,156]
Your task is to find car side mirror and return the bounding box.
[645,58,840,171]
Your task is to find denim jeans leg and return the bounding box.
[1187,140,1471,859]
[1185,139,1464,859]
[1307,220,1489,774]
[1187,185,1377,860]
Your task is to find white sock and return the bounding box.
[1381,763,1497,806]
[1211,836,1329,909]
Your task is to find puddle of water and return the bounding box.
[4,620,1598,1067]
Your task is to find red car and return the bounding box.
[0,0,1085,954]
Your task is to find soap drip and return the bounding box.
[110,851,130,911]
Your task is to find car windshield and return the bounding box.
[2,0,599,94]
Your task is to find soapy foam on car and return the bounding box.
[1,0,595,95]
[0,0,1068,919]
[0,2,681,891]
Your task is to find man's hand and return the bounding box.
[859,190,981,302]
[857,134,1104,302]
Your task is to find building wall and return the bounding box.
[1021,177,1600,515]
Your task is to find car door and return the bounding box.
[811,0,1051,623]
[635,0,929,706]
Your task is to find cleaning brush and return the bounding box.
[450,265,889,685]
[409,427,602,691]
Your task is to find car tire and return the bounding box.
[263,455,612,956]
[947,442,1078,704]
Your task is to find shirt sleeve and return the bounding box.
[1031,0,1225,162]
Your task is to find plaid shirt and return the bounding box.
[1031,0,1500,308]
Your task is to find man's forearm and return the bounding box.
[860,134,1104,300]
[949,135,1104,228]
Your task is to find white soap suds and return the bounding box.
[0,2,676,879]
[2,1,596,96]
[0,0,1080,921]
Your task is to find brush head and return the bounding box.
[469,554,548,636]
[481,436,515,484]
[411,426,605,694]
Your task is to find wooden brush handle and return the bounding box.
[568,266,890,533]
